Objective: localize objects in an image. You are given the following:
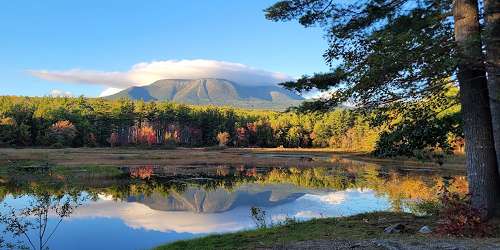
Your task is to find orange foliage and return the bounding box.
[130,165,154,179]
[137,126,156,145]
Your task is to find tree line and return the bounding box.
[0,94,462,157]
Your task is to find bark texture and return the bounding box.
[453,0,499,217]
[484,0,500,173]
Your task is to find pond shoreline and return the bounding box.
[0,147,465,173]
[0,147,479,249]
[155,211,500,250]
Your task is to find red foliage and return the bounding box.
[130,165,154,179]
[436,189,494,237]
[138,126,156,145]
[247,123,257,134]
[235,127,248,147]
[245,167,257,177]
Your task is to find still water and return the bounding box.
[0,158,466,250]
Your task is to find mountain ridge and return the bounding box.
[104,78,303,110]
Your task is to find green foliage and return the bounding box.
[265,0,456,110]
[410,199,442,216]
[372,86,462,157]
[0,118,17,146]
[46,120,78,147]
[0,95,462,157]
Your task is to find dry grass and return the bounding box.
[0,147,465,173]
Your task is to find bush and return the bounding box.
[216,132,230,146]
[436,190,494,237]
[411,199,442,216]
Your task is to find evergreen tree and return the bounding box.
[265,0,499,216]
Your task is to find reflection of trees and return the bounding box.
[0,190,86,250]
[253,166,467,212]
[0,164,468,220]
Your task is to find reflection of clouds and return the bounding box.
[61,189,391,235]
[72,200,252,234]
[293,189,391,218]
[294,210,322,219]
[316,192,347,204]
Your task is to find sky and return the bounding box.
[0,0,329,97]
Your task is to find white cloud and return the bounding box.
[29,59,295,97]
[47,89,73,97]
[98,87,123,97]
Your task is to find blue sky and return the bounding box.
[0,0,329,97]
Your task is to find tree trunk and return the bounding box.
[453,0,499,217]
[484,0,500,174]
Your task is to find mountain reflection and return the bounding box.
[0,162,467,248]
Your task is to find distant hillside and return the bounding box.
[104,78,304,110]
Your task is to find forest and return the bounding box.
[0,89,461,158]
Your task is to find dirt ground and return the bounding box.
[268,238,500,250]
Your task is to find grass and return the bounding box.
[0,147,466,173]
[52,164,123,177]
[154,212,437,250]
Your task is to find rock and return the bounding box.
[419,225,432,234]
[384,223,405,234]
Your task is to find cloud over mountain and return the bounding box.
[29,59,294,96]
[47,89,73,97]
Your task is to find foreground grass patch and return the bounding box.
[154,212,435,250]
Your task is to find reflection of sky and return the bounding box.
[70,188,390,233]
[0,188,391,250]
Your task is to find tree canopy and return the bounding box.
[265,0,456,109]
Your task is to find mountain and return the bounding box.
[104,78,304,110]
[127,184,311,213]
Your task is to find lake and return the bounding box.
[0,158,466,250]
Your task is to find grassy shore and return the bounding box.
[0,147,465,172]
[155,212,500,250]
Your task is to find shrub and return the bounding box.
[130,165,154,179]
[436,189,494,237]
[411,199,442,216]
[47,120,77,147]
[216,132,230,146]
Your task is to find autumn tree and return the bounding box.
[47,120,78,147]
[216,132,231,146]
[265,0,499,215]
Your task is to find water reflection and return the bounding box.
[0,191,86,250]
[0,161,466,250]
